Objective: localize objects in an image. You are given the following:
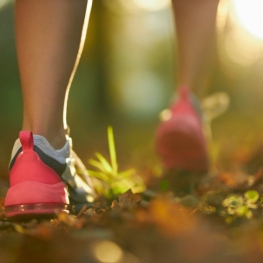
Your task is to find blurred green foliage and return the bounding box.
[1,0,263,179]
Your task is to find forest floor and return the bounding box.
[1,119,263,263]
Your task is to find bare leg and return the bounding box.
[15,0,92,149]
[172,0,219,95]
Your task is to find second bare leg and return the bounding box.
[172,0,219,95]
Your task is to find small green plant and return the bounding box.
[88,126,145,199]
[222,190,259,223]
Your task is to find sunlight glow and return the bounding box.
[232,0,263,40]
[128,0,170,12]
[216,0,229,31]
[224,30,261,66]
[132,0,170,11]
[0,0,12,9]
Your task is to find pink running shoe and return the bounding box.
[5,131,70,219]
[5,131,96,219]
[156,87,208,172]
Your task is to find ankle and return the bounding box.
[46,134,67,150]
[22,126,67,150]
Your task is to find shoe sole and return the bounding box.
[5,203,69,220]
[5,181,69,220]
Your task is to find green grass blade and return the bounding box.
[95,152,113,174]
[118,169,135,178]
[108,126,118,174]
[88,158,108,173]
[87,170,109,181]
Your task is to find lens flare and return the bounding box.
[93,240,123,263]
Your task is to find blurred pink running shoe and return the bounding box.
[156,87,208,172]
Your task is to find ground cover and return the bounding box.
[2,119,263,263]
[1,140,263,263]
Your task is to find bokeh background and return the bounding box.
[1,0,263,179]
